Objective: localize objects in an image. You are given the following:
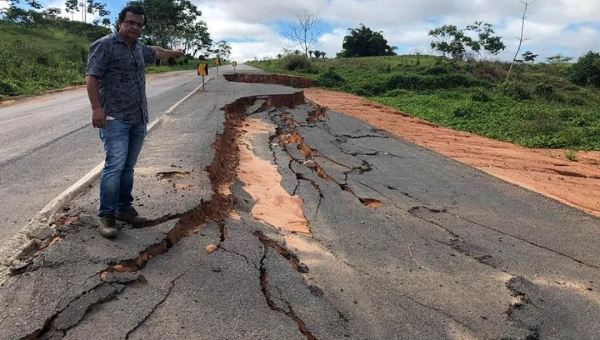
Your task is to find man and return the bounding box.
[86,5,183,239]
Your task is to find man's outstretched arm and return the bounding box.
[151,46,184,60]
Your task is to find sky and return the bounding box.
[18,0,600,62]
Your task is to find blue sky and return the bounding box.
[15,0,600,62]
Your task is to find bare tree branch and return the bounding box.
[284,8,323,57]
[506,0,536,82]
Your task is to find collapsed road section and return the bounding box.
[1,74,600,340]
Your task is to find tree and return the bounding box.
[464,21,505,58]
[127,0,211,53]
[86,0,110,20]
[430,22,505,61]
[284,8,323,57]
[2,0,44,23]
[570,51,600,87]
[64,0,79,20]
[41,7,61,18]
[429,25,462,59]
[3,0,42,10]
[507,0,536,82]
[214,40,231,60]
[340,24,397,58]
[185,21,211,58]
[311,50,327,59]
[521,51,538,63]
[545,54,572,64]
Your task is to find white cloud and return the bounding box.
[0,1,8,10]
[193,0,600,62]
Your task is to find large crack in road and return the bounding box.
[24,91,335,340]
[3,74,600,340]
[29,92,317,340]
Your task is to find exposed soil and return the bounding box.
[304,88,600,218]
[224,73,314,88]
[236,118,309,234]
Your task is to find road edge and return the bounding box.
[0,76,212,276]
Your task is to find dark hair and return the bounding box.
[118,5,146,25]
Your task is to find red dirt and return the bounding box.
[304,88,600,218]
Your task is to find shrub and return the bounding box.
[424,65,451,75]
[499,82,531,100]
[520,116,562,138]
[533,83,565,102]
[565,150,578,161]
[351,88,373,97]
[562,128,585,147]
[385,89,411,97]
[468,61,507,83]
[558,109,578,122]
[570,51,600,87]
[360,80,387,95]
[386,73,489,91]
[281,54,311,71]
[534,83,554,98]
[567,96,587,106]
[318,68,345,87]
[0,80,20,97]
[453,105,475,118]
[471,88,491,102]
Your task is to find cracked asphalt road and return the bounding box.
[1,71,600,340]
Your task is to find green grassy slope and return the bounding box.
[248,55,600,150]
[0,20,202,100]
[0,20,96,98]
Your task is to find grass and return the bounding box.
[565,150,578,161]
[0,20,93,98]
[0,20,203,100]
[248,54,600,150]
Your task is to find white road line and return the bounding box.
[0,76,212,269]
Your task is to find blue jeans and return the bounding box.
[98,120,146,217]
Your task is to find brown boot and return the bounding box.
[116,207,148,225]
[98,215,118,239]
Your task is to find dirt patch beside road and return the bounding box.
[304,88,600,218]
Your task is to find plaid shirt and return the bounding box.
[86,33,156,124]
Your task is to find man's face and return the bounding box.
[118,12,145,40]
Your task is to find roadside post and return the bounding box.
[232,61,238,73]
[214,57,221,76]
[197,62,208,91]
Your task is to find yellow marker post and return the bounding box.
[232,61,238,73]
[213,58,221,76]
[197,62,208,91]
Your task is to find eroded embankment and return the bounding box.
[224,73,315,88]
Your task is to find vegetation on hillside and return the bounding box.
[0,19,108,98]
[248,53,600,151]
[0,0,224,100]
